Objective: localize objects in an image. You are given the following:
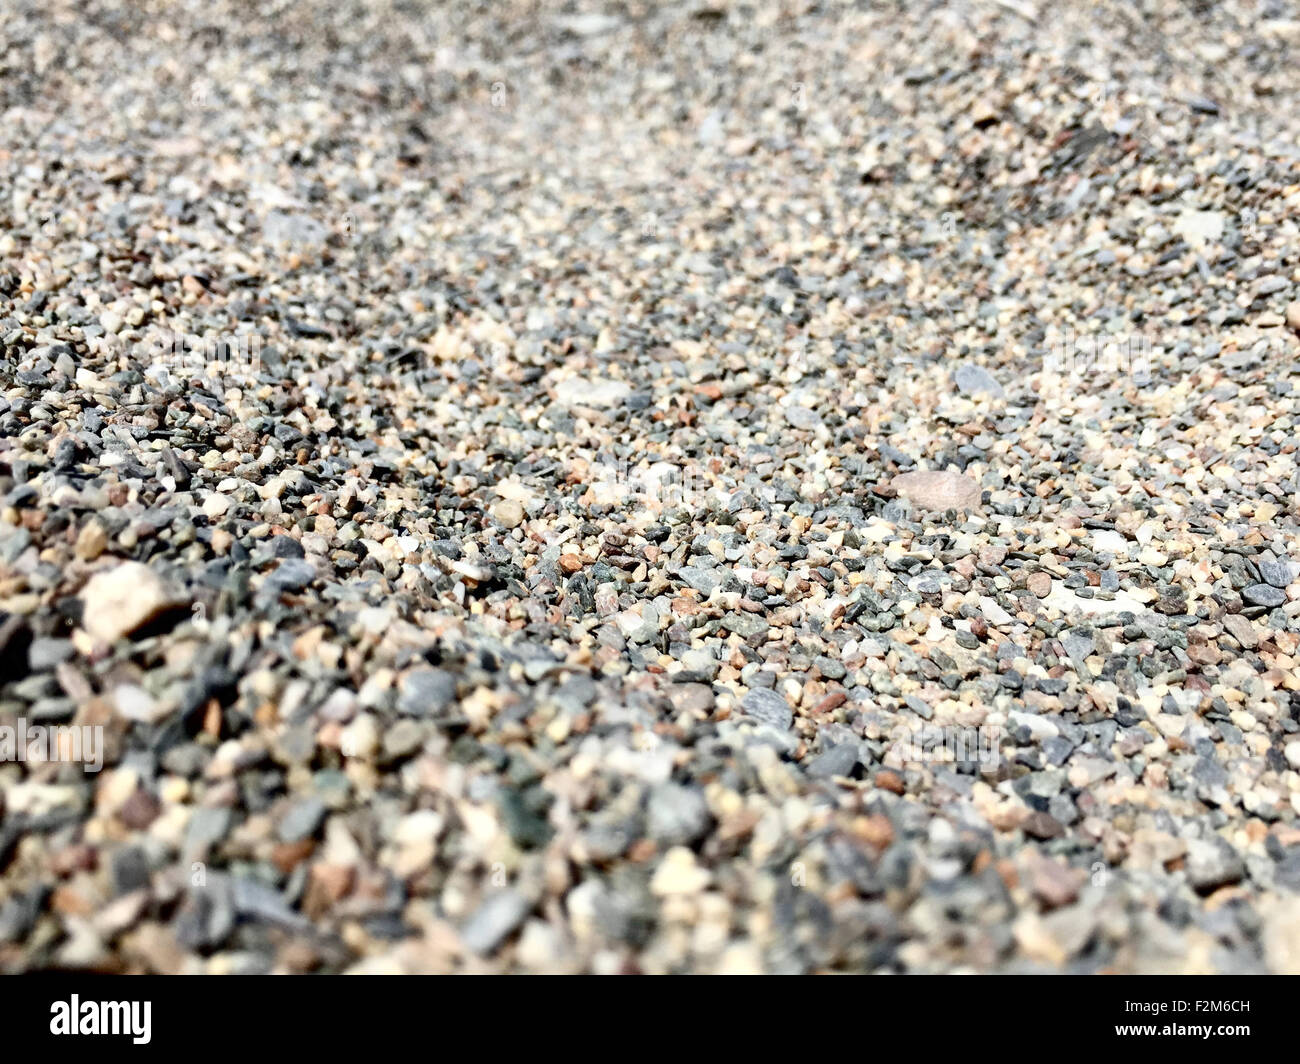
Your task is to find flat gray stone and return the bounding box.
[1242,583,1285,608]
[678,566,723,596]
[806,743,859,779]
[1258,558,1293,588]
[461,890,531,955]
[1186,837,1244,894]
[277,796,327,842]
[265,559,315,593]
[740,687,794,730]
[399,668,457,716]
[646,783,712,845]
[785,405,823,430]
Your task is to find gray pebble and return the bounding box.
[460,890,531,955]
[740,688,794,730]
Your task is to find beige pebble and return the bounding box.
[74,520,108,560]
[493,498,524,528]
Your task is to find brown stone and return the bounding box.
[875,768,905,794]
[1025,853,1081,909]
[854,813,895,851]
[1023,811,1065,840]
[272,839,317,876]
[813,689,847,714]
[119,789,161,830]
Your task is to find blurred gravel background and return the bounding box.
[3,0,1300,973]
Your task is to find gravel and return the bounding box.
[2,0,1299,975]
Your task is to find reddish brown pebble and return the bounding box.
[875,769,905,794]
[813,690,848,714]
[272,839,317,876]
[1026,854,1081,909]
[856,813,895,850]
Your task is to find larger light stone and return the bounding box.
[890,470,982,511]
[80,561,187,644]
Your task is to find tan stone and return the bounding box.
[492,498,524,528]
[74,520,108,561]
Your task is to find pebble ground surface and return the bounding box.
[3,0,1300,974]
